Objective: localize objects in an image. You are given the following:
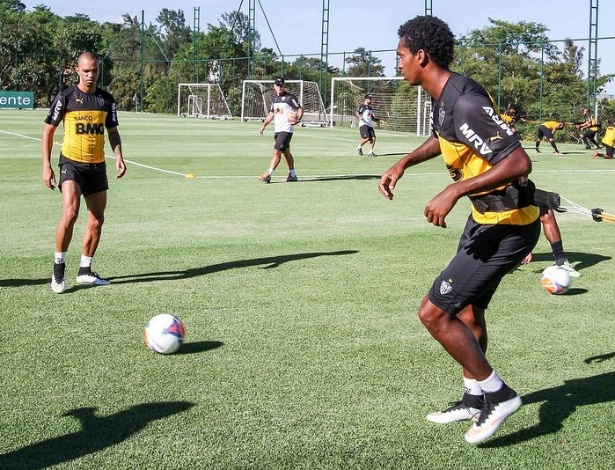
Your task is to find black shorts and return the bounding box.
[537,126,554,141]
[428,216,541,314]
[58,155,109,197]
[582,128,598,138]
[359,125,376,140]
[274,132,293,152]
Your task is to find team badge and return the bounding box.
[97,97,105,108]
[438,107,446,127]
[440,279,453,295]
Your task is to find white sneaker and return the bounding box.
[464,393,522,444]
[559,260,581,278]
[426,394,484,424]
[76,269,110,286]
[51,262,66,294]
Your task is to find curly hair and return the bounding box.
[397,16,455,69]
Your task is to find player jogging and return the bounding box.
[355,94,380,156]
[379,15,541,445]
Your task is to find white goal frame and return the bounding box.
[241,79,329,127]
[177,83,233,119]
[329,76,431,136]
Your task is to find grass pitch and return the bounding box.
[1,110,615,469]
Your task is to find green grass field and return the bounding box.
[1,109,615,469]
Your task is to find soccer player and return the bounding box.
[501,105,526,136]
[379,16,541,444]
[576,108,602,150]
[355,94,380,156]
[591,120,615,159]
[258,77,304,183]
[535,120,565,155]
[42,52,127,294]
[521,207,581,277]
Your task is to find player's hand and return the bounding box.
[378,164,405,200]
[116,157,127,179]
[521,252,533,265]
[424,186,458,228]
[43,167,56,190]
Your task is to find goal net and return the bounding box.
[177,83,233,119]
[329,76,431,136]
[241,80,329,127]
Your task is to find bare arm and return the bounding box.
[42,123,57,189]
[259,111,275,134]
[378,135,441,200]
[107,127,126,179]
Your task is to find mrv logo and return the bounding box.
[75,122,104,134]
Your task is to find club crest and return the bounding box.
[440,279,453,295]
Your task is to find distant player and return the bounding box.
[501,105,526,136]
[592,120,615,159]
[355,94,380,157]
[576,108,602,150]
[535,120,565,155]
[258,77,304,183]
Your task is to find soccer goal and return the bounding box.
[177,83,233,119]
[241,80,329,127]
[329,76,432,136]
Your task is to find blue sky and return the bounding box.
[23,0,615,91]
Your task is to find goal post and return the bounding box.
[241,80,329,127]
[177,83,233,119]
[329,76,431,135]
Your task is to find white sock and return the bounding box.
[54,252,66,264]
[80,255,93,268]
[477,370,504,393]
[463,376,483,396]
[267,168,274,175]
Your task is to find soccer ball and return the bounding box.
[144,314,185,355]
[540,266,571,295]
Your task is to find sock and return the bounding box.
[550,240,565,265]
[267,168,274,175]
[463,376,483,396]
[357,145,361,150]
[477,370,504,394]
[54,252,66,264]
[80,255,93,268]
[550,141,559,152]
[289,170,296,177]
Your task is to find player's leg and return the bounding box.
[76,190,110,286]
[368,129,377,156]
[51,179,81,293]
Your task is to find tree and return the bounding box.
[344,47,385,77]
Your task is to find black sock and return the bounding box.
[551,240,565,265]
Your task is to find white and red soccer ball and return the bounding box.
[144,314,185,354]
[540,266,571,295]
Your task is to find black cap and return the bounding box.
[365,94,373,99]
[274,77,285,86]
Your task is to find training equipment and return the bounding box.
[329,76,431,135]
[144,314,186,355]
[241,80,328,127]
[554,194,615,223]
[540,266,571,295]
[177,83,232,119]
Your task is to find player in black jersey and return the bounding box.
[379,16,541,444]
[43,52,127,294]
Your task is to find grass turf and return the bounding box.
[1,110,615,468]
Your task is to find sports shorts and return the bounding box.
[537,126,554,141]
[58,155,109,197]
[274,132,293,152]
[428,215,541,315]
[359,125,376,140]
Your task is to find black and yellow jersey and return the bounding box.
[540,121,562,133]
[45,86,118,164]
[602,126,615,147]
[431,73,539,225]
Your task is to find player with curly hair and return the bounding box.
[379,15,541,444]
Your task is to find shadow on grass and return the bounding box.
[480,371,615,448]
[107,250,359,285]
[177,340,224,354]
[0,401,194,469]
[0,250,359,288]
[518,250,611,276]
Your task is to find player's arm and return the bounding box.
[294,105,304,123]
[259,110,275,134]
[107,126,126,179]
[42,123,57,189]
[378,135,441,200]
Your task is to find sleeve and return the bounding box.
[44,92,66,127]
[452,93,520,165]
[290,94,302,110]
[105,95,119,128]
